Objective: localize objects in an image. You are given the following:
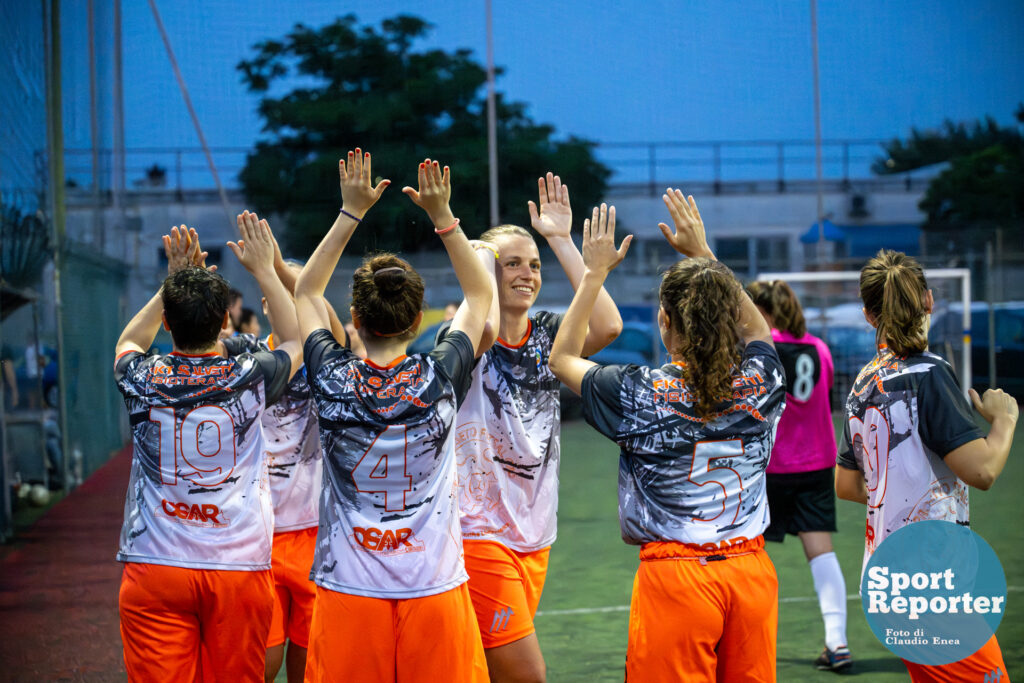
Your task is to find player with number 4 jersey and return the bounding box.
[294,152,491,683]
[114,217,302,682]
[550,193,786,682]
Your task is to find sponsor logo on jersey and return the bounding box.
[490,606,515,632]
[351,526,425,555]
[160,499,229,527]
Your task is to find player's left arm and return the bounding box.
[115,225,209,358]
[944,388,1019,490]
[530,173,623,356]
[550,204,632,395]
[835,465,868,504]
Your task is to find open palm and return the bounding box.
[528,172,572,240]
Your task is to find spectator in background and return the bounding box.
[238,308,262,337]
[1,344,18,409]
[443,300,460,322]
[228,288,244,329]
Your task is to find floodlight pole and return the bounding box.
[810,0,826,264]
[485,0,499,227]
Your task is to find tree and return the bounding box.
[874,106,1023,247]
[237,15,610,256]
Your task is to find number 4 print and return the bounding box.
[689,439,745,524]
[352,424,413,512]
[149,406,237,487]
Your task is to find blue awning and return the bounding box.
[800,219,845,243]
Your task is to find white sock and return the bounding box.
[809,551,847,651]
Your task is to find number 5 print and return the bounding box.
[689,439,745,524]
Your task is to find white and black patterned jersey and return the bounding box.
[223,334,321,531]
[304,328,476,599]
[838,348,982,576]
[440,312,563,552]
[581,341,786,547]
[113,347,291,570]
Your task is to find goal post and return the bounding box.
[756,269,972,398]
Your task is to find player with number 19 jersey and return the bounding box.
[304,327,476,597]
[114,347,291,569]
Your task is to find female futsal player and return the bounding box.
[293,150,491,683]
[549,191,786,681]
[746,280,850,671]
[836,250,1018,682]
[441,173,622,682]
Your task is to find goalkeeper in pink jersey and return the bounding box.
[746,280,851,671]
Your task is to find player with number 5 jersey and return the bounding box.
[294,151,492,683]
[550,193,786,682]
[113,217,302,682]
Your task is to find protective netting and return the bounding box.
[757,271,971,408]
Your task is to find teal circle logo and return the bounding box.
[861,520,1006,665]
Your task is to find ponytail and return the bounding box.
[859,250,928,356]
[661,258,742,420]
[746,280,806,337]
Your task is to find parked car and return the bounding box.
[930,302,1024,399]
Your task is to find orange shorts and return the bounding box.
[119,561,274,682]
[627,536,778,683]
[304,583,487,683]
[267,526,317,649]
[463,539,550,648]
[903,635,1009,683]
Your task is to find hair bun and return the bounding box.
[373,266,408,295]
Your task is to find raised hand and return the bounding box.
[658,188,712,258]
[403,159,455,228]
[528,172,572,240]
[582,203,632,275]
[340,148,390,218]
[228,211,276,275]
[970,388,1020,424]
[163,225,214,275]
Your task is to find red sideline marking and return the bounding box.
[0,444,132,678]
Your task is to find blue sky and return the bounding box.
[83,0,1024,184]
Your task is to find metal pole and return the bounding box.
[88,0,102,250]
[147,0,233,226]
[986,241,996,388]
[485,0,499,226]
[44,0,72,494]
[113,0,125,207]
[961,271,972,397]
[810,0,826,263]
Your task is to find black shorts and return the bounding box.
[764,467,837,542]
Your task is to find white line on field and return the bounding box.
[536,586,1023,618]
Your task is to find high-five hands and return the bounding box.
[658,188,713,259]
[228,211,277,275]
[340,148,390,218]
[528,172,572,240]
[164,225,215,275]
[403,159,456,229]
[582,203,632,275]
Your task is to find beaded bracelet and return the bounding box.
[435,218,460,235]
[339,209,362,223]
